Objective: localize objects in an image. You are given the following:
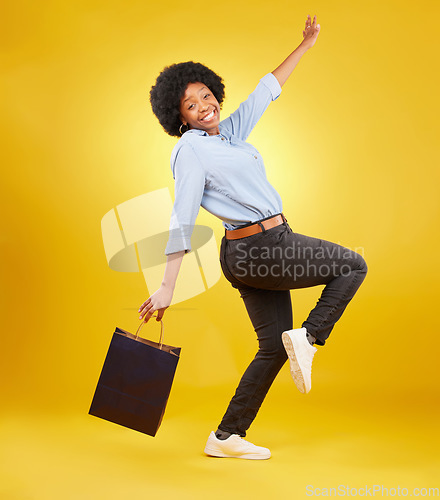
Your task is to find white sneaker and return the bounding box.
[204,431,271,460]
[282,327,317,394]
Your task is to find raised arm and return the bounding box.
[272,14,321,87]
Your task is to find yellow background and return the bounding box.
[1,0,439,498]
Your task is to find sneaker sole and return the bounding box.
[282,331,306,394]
[204,447,271,460]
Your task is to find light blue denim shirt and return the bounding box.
[165,72,283,255]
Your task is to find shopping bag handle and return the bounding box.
[135,315,164,349]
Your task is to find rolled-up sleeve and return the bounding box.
[259,72,282,101]
[219,72,282,141]
[165,143,206,255]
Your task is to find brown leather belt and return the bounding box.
[225,214,287,240]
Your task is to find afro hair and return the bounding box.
[149,61,225,137]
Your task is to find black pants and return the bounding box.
[217,214,368,437]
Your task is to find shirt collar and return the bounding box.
[185,129,207,136]
[184,126,231,141]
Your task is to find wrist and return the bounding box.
[161,280,175,291]
[298,41,311,53]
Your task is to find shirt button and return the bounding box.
[254,155,258,159]
[221,137,225,141]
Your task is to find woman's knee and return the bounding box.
[354,252,368,274]
[257,341,288,361]
[340,251,367,279]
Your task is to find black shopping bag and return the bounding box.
[89,318,181,436]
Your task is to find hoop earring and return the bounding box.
[179,123,189,135]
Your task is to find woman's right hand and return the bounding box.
[301,14,321,50]
[138,284,174,323]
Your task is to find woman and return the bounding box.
[139,15,367,460]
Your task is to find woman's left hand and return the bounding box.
[302,15,321,50]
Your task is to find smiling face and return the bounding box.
[179,82,221,136]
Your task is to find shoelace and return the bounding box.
[232,435,260,450]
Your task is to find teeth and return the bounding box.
[202,110,214,121]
